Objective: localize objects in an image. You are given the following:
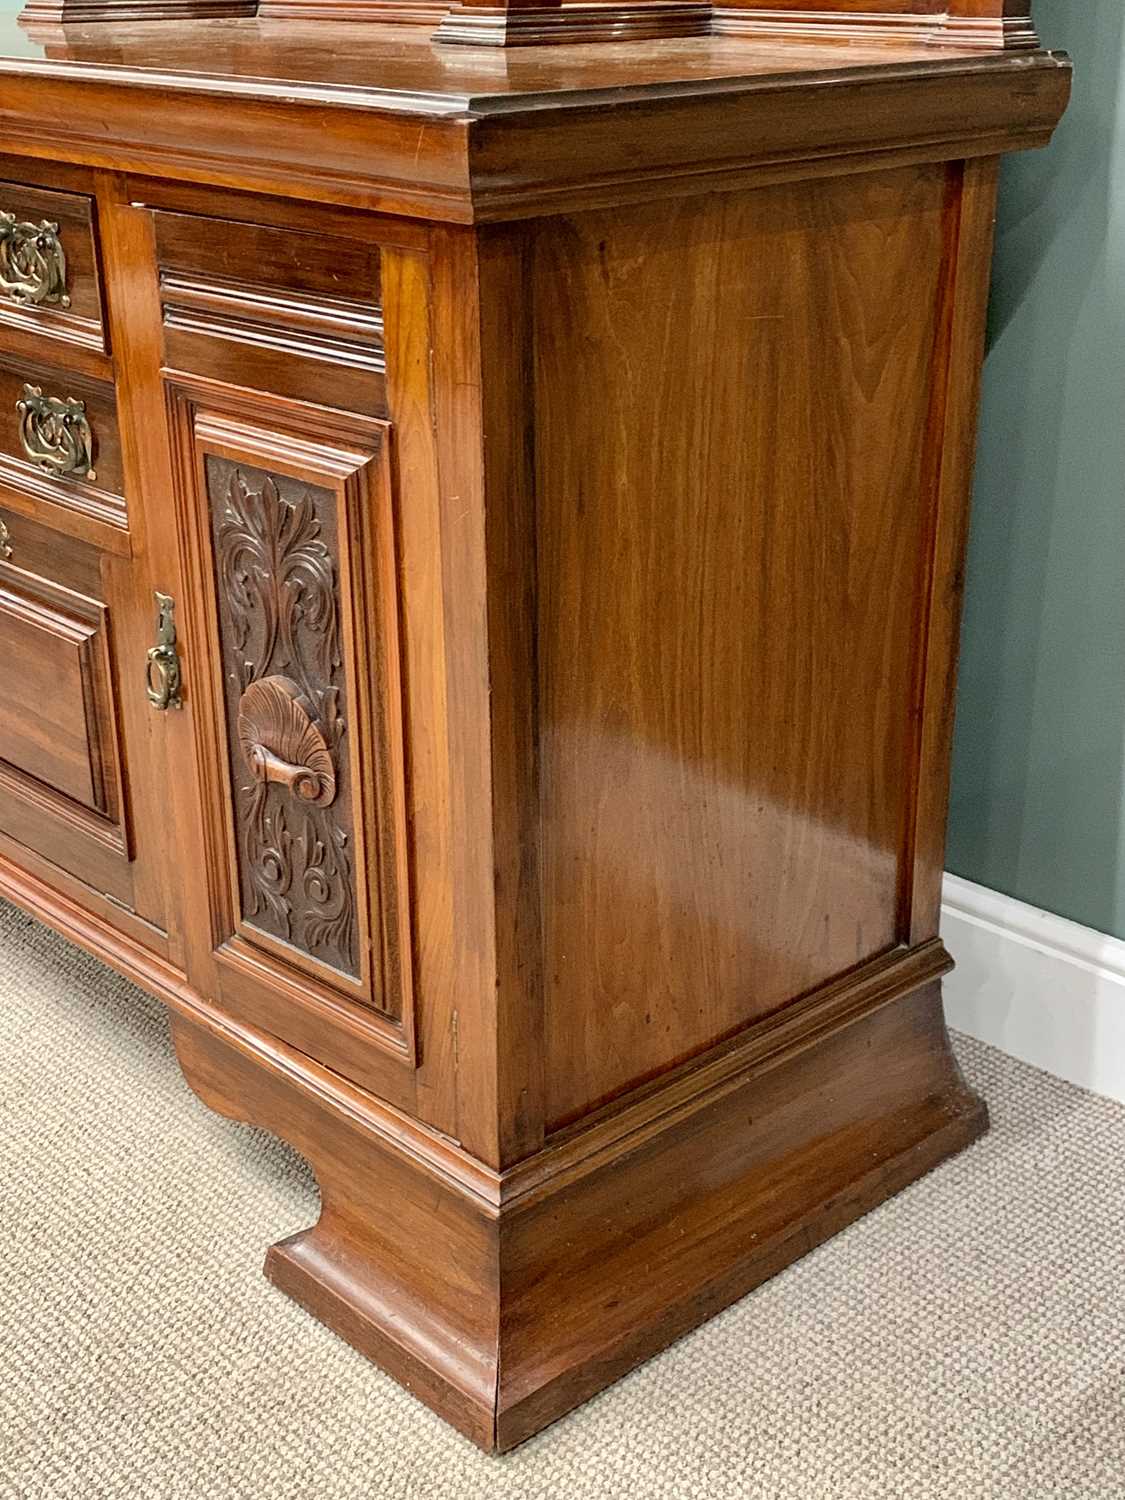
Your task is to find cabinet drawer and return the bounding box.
[0,507,130,899]
[0,353,125,529]
[0,179,105,353]
[153,211,385,415]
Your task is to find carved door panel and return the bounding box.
[166,380,416,1074]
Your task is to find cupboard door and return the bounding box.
[0,523,125,885]
[166,380,416,1074]
[0,572,116,816]
[0,503,168,937]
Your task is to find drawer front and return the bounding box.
[0,353,125,529]
[153,211,384,415]
[0,508,130,899]
[0,179,105,353]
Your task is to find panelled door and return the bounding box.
[148,207,419,1100]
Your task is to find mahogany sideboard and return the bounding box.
[0,0,1069,1453]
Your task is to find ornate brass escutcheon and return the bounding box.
[0,214,69,308]
[145,591,183,711]
[16,383,96,481]
[0,518,10,562]
[237,675,337,807]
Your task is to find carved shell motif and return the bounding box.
[237,675,337,808]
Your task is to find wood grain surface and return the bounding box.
[0,12,1069,1453]
[531,167,951,1122]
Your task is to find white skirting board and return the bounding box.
[941,873,1125,1106]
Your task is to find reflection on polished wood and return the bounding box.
[14,0,1042,48]
[0,0,1070,1453]
[535,170,951,1123]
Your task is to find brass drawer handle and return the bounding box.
[0,518,10,561]
[0,213,69,308]
[16,383,96,481]
[238,675,337,807]
[146,591,183,711]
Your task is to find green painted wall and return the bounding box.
[947,0,1125,934]
[0,1,43,54]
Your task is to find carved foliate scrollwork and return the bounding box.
[0,214,70,309]
[208,457,358,977]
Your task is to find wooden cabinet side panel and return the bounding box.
[905,155,1000,939]
[428,224,546,1167]
[530,164,968,1127]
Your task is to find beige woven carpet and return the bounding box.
[2,897,1124,1500]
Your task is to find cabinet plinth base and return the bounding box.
[172,979,985,1452]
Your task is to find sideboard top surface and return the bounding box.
[0,18,1063,109]
[0,18,1071,219]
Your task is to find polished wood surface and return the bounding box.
[715,0,1037,48]
[166,379,418,1073]
[171,970,982,1450]
[0,177,105,351]
[20,0,254,29]
[0,22,1069,221]
[0,530,130,900]
[533,168,950,1121]
[0,166,172,927]
[0,17,988,89]
[0,11,1069,1453]
[0,354,124,513]
[15,0,1039,48]
[0,15,1062,94]
[0,536,119,817]
[154,211,386,413]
